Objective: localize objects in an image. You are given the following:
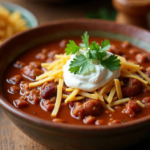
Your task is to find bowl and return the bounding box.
[0,1,38,28]
[0,19,150,150]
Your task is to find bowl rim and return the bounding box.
[1,18,150,132]
[0,1,38,28]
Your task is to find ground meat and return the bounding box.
[140,66,145,72]
[121,41,130,49]
[8,75,22,85]
[13,99,29,108]
[14,61,26,68]
[123,101,141,117]
[20,81,30,94]
[42,48,49,54]
[29,61,41,69]
[53,118,65,123]
[41,82,57,99]
[62,86,71,95]
[142,97,150,107]
[22,65,43,80]
[35,53,46,60]
[72,99,102,119]
[46,57,54,63]
[19,95,27,101]
[47,50,60,58]
[72,102,84,119]
[8,85,20,94]
[59,39,67,48]
[145,67,150,77]
[41,100,54,111]
[122,78,142,97]
[129,48,139,55]
[108,45,123,55]
[136,53,147,63]
[25,90,41,104]
[83,116,95,124]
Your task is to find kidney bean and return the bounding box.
[53,118,65,123]
[95,120,104,125]
[41,82,57,99]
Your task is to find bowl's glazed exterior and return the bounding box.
[1,19,150,150]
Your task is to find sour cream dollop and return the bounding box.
[63,50,120,92]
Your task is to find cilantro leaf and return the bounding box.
[69,54,95,75]
[100,39,111,52]
[101,55,121,71]
[90,41,100,51]
[65,40,80,55]
[66,32,120,75]
[97,51,107,60]
[81,31,89,49]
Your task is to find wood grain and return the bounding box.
[1,0,150,149]
[0,108,50,150]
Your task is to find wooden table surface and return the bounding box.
[1,0,150,149]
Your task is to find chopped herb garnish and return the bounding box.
[65,32,121,75]
[65,40,80,55]
[123,119,127,122]
[33,112,36,114]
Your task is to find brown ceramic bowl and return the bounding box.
[0,19,150,150]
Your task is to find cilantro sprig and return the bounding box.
[65,32,121,75]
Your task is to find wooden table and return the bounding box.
[0,0,150,149]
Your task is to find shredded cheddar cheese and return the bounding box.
[114,79,123,100]
[107,86,116,104]
[65,88,80,103]
[136,100,145,108]
[51,79,63,117]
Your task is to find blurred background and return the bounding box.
[2,0,116,24]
